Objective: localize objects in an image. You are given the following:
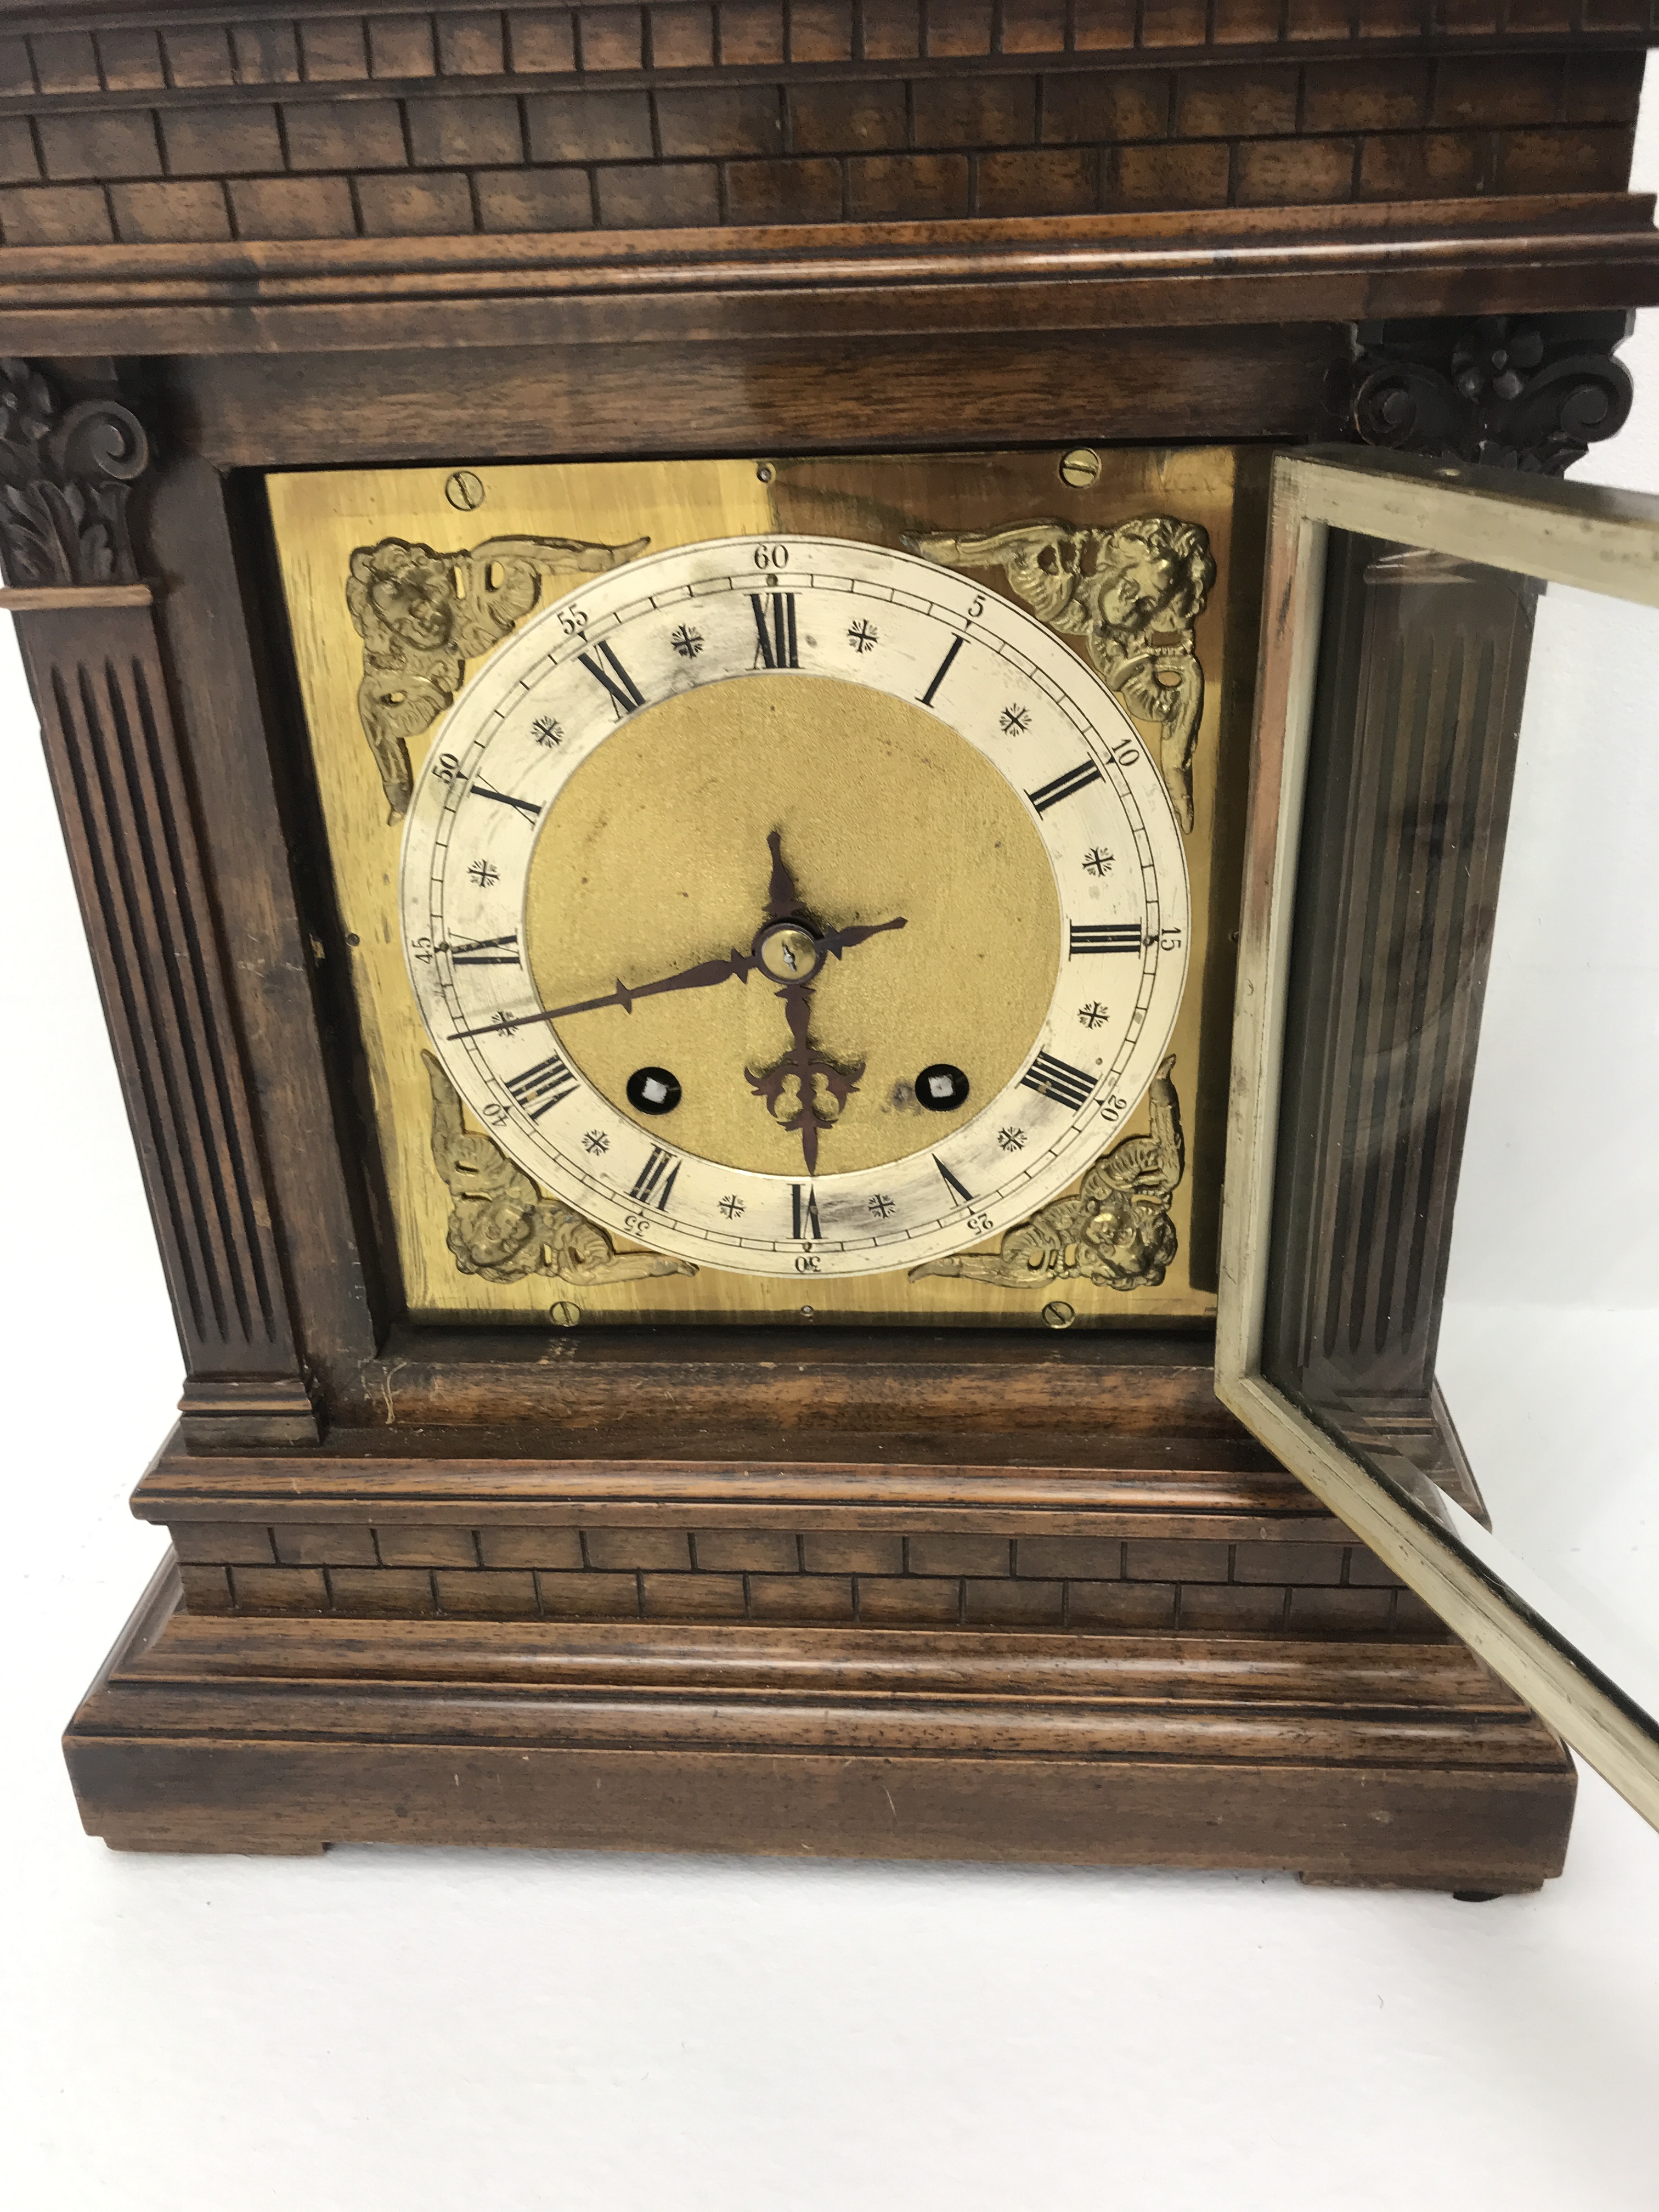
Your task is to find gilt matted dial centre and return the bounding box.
[402,535,1189,1279]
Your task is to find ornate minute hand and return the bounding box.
[448,945,761,1041]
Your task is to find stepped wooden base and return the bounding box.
[66,1558,1575,1889]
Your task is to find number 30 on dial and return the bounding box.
[401,534,1189,1280]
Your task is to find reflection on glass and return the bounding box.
[1439,582,1659,1705]
[1261,537,1659,1722]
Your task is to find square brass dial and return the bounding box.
[268,447,1257,1329]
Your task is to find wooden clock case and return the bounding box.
[5,0,1654,1883]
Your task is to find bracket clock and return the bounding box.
[8,0,1659,1882]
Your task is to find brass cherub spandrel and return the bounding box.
[910,1056,1184,1294]
[348,532,648,820]
[423,1054,695,1288]
[909,517,1216,831]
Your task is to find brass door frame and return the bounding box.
[1216,445,1659,1829]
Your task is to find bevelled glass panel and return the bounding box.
[1260,526,1659,1729]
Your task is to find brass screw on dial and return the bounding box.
[1059,448,1101,488]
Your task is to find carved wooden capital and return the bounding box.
[1345,311,1634,477]
[0,358,150,588]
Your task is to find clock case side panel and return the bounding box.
[147,454,397,1413]
[1258,522,1536,1522]
[0,364,385,1442]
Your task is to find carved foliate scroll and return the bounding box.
[1346,312,1633,477]
[423,1054,695,1288]
[910,517,1216,831]
[348,531,648,819]
[910,1057,1184,1293]
[0,358,149,588]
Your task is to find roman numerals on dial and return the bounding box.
[918,634,965,708]
[578,640,646,717]
[449,933,521,966]
[1020,1049,1097,1111]
[751,592,799,669]
[402,537,1192,1286]
[505,1049,579,1120]
[1070,922,1144,956]
[1027,759,1103,815]
[629,1146,681,1209]
[471,780,540,823]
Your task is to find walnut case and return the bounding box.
[2,0,1654,1884]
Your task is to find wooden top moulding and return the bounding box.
[0,1,1650,352]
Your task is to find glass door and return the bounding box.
[1218,448,1659,1825]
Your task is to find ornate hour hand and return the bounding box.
[744,830,907,1174]
[747,974,867,1177]
[765,826,805,923]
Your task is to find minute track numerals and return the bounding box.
[402,532,1190,1281]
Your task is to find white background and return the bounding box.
[5,154,1659,2212]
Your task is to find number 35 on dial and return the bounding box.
[401,534,1189,1280]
